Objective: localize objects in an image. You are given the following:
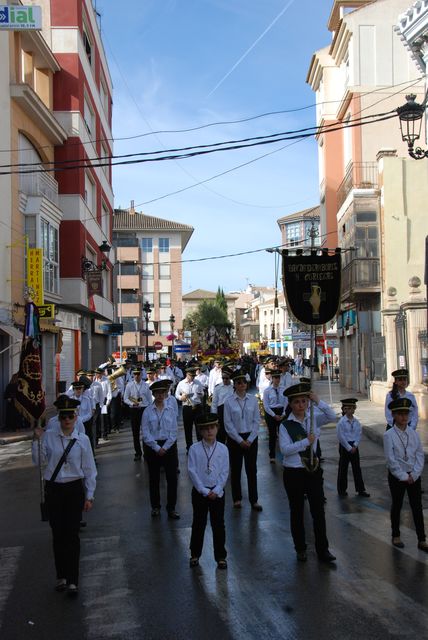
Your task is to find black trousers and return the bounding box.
[190,488,227,561]
[388,473,426,541]
[109,395,122,431]
[182,405,203,451]
[45,479,85,585]
[216,405,226,444]
[283,467,329,555]
[145,442,178,511]
[337,444,365,494]
[227,435,259,505]
[83,418,95,455]
[264,408,282,459]
[130,407,144,456]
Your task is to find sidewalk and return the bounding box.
[311,378,428,456]
[1,379,427,456]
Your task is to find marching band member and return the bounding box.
[210,367,234,444]
[68,381,95,454]
[175,367,204,452]
[208,359,223,396]
[188,413,229,569]
[32,395,96,595]
[141,380,180,519]
[223,371,262,511]
[279,383,336,563]
[262,369,287,463]
[385,368,419,430]
[123,367,152,461]
[383,397,428,551]
[336,398,370,498]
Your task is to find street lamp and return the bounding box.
[169,313,175,357]
[143,300,151,364]
[397,94,427,159]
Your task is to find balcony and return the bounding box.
[337,162,378,211]
[341,258,380,300]
[117,247,139,262]
[117,275,140,289]
[20,171,59,206]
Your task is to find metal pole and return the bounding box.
[145,309,149,364]
[118,260,123,362]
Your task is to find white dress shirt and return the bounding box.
[141,402,178,452]
[208,367,223,395]
[223,393,260,444]
[32,425,97,499]
[384,390,419,430]
[124,379,152,408]
[175,378,204,406]
[68,391,94,423]
[336,415,362,451]
[90,379,105,406]
[279,401,336,468]
[188,439,229,497]
[384,426,424,481]
[262,384,287,416]
[210,383,234,413]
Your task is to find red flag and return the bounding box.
[14,303,46,426]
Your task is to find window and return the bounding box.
[114,234,138,247]
[101,202,109,238]
[356,211,376,223]
[101,142,110,178]
[159,292,170,308]
[121,291,139,303]
[159,238,169,253]
[82,22,92,65]
[142,292,154,306]
[120,263,139,275]
[286,222,302,246]
[141,238,153,252]
[41,219,59,294]
[159,263,170,280]
[160,321,171,336]
[122,318,139,333]
[100,78,109,115]
[84,95,95,136]
[142,264,154,280]
[84,172,95,214]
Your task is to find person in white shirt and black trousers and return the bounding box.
[262,369,287,463]
[141,379,180,519]
[210,366,234,443]
[279,382,336,563]
[32,395,97,595]
[223,371,262,511]
[175,367,204,452]
[124,367,153,461]
[383,397,428,552]
[336,398,370,498]
[188,413,229,569]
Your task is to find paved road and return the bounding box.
[1,404,428,639]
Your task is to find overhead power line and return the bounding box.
[0,111,398,176]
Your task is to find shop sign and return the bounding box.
[0,5,42,30]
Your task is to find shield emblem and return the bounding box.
[282,252,341,325]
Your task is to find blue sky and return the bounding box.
[96,0,332,293]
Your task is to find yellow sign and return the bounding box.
[27,248,44,305]
[38,304,55,319]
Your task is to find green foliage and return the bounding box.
[183,297,231,333]
[215,287,228,314]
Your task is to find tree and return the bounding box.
[215,287,228,314]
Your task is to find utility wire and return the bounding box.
[0,111,397,175]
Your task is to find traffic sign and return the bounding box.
[174,344,191,353]
[153,341,163,350]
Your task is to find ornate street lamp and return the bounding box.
[143,300,151,364]
[397,94,427,159]
[169,313,175,357]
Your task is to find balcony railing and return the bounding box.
[341,258,380,298]
[337,162,378,211]
[20,170,59,205]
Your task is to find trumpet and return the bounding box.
[108,365,126,392]
[129,396,142,405]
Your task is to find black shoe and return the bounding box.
[189,557,199,567]
[318,551,336,563]
[296,551,307,562]
[392,537,404,548]
[151,508,160,517]
[134,454,142,461]
[79,521,87,528]
[358,491,370,497]
[217,559,228,570]
[251,503,263,512]
[67,583,79,596]
[167,510,180,520]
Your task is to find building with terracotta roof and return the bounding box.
[113,204,194,356]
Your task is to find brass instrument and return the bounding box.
[108,365,126,392]
[129,396,142,406]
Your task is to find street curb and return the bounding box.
[0,432,33,446]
